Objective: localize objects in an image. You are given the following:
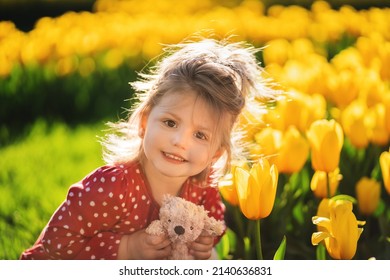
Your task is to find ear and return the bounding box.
[138,111,148,138]
[211,148,225,163]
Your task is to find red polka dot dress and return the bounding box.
[20,161,225,260]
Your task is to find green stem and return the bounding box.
[255,219,263,260]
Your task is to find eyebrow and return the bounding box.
[162,111,214,133]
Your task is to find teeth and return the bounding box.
[164,152,185,162]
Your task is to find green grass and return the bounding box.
[0,120,105,259]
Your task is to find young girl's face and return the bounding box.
[141,89,222,181]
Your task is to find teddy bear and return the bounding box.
[145,195,225,260]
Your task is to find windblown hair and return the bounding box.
[101,37,277,183]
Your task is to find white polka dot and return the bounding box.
[134,215,139,220]
[66,200,71,206]
[90,201,95,207]
[91,255,96,259]
[67,250,72,255]
[136,185,140,191]
[80,229,85,234]
[53,227,58,232]
[125,221,131,225]
[141,195,146,200]
[113,206,119,210]
[111,176,116,182]
[78,193,82,198]
[78,215,83,221]
[119,165,124,168]
[85,246,91,251]
[69,192,74,197]
[100,242,105,247]
[133,204,138,209]
[97,233,103,238]
[57,244,61,249]
[94,213,99,218]
[98,187,104,193]
[61,206,66,212]
[66,233,72,237]
[78,201,82,206]
[136,169,140,174]
[192,192,197,197]
[100,177,105,183]
[109,192,113,198]
[102,201,107,206]
[58,215,63,220]
[103,213,108,217]
[87,222,92,227]
[86,187,91,192]
[115,216,120,219]
[119,194,124,200]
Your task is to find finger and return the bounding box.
[195,235,214,246]
[146,234,171,250]
[189,248,212,260]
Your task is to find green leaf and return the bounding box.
[273,235,286,260]
[330,194,357,204]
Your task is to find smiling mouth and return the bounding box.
[163,152,187,162]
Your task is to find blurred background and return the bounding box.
[1,0,389,260]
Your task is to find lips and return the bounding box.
[162,152,187,163]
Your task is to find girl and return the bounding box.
[20,37,275,260]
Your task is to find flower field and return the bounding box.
[1,0,389,260]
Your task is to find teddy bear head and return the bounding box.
[159,195,209,243]
[146,195,225,243]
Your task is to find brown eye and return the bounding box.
[168,219,171,223]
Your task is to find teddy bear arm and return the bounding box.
[146,220,165,235]
[204,217,225,236]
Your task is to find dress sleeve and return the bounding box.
[201,187,226,244]
[20,165,128,260]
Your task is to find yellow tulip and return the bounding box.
[252,127,282,165]
[384,97,390,135]
[380,149,390,195]
[219,161,250,207]
[306,119,344,172]
[355,177,381,216]
[365,103,389,146]
[275,126,310,174]
[235,158,278,220]
[310,168,342,198]
[341,100,370,149]
[312,199,365,260]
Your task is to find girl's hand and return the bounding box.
[118,229,172,259]
[189,233,215,260]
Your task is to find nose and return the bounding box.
[174,225,185,235]
[172,128,190,150]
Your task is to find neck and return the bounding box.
[139,157,188,205]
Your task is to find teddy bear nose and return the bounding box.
[174,225,185,235]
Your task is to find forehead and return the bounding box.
[155,90,219,129]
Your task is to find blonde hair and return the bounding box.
[102,37,277,183]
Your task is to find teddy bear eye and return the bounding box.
[168,219,171,223]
